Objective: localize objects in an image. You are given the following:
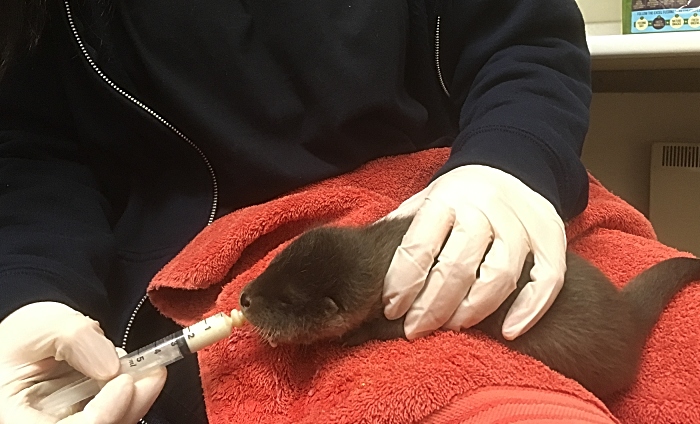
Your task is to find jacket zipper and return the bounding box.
[434,15,450,97]
[63,1,218,422]
[62,3,446,421]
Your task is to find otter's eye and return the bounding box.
[322,297,339,315]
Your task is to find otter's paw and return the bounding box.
[340,316,407,347]
[340,327,376,347]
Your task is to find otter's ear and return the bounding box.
[322,297,339,315]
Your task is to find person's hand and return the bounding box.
[382,164,567,341]
[0,301,167,424]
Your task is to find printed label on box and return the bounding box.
[630,0,700,33]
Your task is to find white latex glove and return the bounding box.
[382,164,567,341]
[0,302,167,424]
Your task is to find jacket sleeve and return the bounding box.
[0,15,114,323]
[435,0,592,220]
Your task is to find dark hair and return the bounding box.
[0,0,48,81]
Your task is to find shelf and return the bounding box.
[587,32,700,70]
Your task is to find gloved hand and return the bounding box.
[382,164,567,341]
[0,302,167,424]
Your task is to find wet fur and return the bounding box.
[240,217,700,399]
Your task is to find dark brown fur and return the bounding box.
[240,217,700,399]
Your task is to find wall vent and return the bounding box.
[650,142,700,256]
[661,144,700,168]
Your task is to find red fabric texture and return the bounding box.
[420,387,620,424]
[149,148,699,423]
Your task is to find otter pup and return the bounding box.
[239,217,700,398]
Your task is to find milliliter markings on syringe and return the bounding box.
[36,309,246,416]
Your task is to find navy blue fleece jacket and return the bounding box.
[0,0,591,347]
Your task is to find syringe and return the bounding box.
[36,309,246,416]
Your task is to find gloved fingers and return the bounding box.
[36,367,165,424]
[403,209,492,339]
[52,324,120,382]
[0,404,62,424]
[58,374,135,424]
[382,187,430,221]
[0,361,83,422]
[443,237,526,331]
[0,357,84,404]
[120,367,167,424]
[501,231,567,340]
[500,205,566,340]
[383,198,455,320]
[0,303,119,381]
[523,209,567,264]
[500,268,564,341]
[27,364,86,401]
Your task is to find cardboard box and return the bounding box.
[623,0,700,33]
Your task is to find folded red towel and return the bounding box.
[149,148,699,423]
[420,387,621,424]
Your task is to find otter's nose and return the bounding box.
[240,291,251,310]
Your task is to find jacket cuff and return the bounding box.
[434,126,589,220]
[0,269,88,322]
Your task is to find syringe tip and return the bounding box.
[230,309,246,327]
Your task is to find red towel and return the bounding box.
[149,148,699,423]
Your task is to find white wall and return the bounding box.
[576,0,622,35]
[581,93,700,216]
[573,1,700,255]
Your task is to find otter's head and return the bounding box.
[239,225,378,347]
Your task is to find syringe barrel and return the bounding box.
[180,311,235,352]
[35,336,188,416]
[119,311,235,375]
[35,310,242,416]
[119,332,188,376]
